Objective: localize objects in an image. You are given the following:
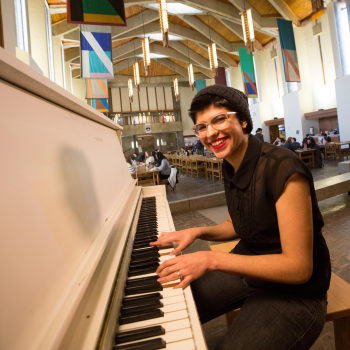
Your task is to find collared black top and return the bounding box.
[223,135,331,297]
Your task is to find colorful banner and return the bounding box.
[195,79,206,93]
[238,48,258,98]
[67,0,126,26]
[92,99,109,113]
[80,25,113,79]
[86,79,108,99]
[277,18,301,82]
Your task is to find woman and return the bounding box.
[124,155,135,174]
[181,147,188,156]
[307,137,319,149]
[273,136,282,146]
[144,150,154,165]
[151,85,330,349]
[149,151,171,180]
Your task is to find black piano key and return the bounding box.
[131,254,160,263]
[119,309,164,325]
[134,235,158,243]
[123,292,163,307]
[126,276,159,286]
[132,246,158,253]
[132,249,159,258]
[136,231,159,238]
[138,219,156,224]
[129,262,159,271]
[115,326,165,345]
[128,266,158,277]
[133,242,156,250]
[137,227,158,232]
[124,282,162,296]
[121,300,163,316]
[130,256,159,265]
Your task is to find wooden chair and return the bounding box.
[219,159,224,184]
[185,158,192,177]
[191,159,205,178]
[167,155,173,166]
[299,150,315,169]
[325,143,337,161]
[210,241,350,350]
[339,145,350,162]
[205,159,213,180]
[181,158,187,175]
[212,159,221,182]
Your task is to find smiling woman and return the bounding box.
[151,85,331,350]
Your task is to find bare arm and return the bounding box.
[157,173,314,287]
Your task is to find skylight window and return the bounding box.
[136,53,168,59]
[148,3,202,14]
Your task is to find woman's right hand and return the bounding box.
[150,227,201,255]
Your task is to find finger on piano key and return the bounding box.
[118,309,189,332]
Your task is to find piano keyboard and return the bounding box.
[113,196,198,350]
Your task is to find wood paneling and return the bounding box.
[285,0,313,20]
[185,41,209,60]
[156,87,165,110]
[265,118,285,126]
[305,108,337,120]
[168,15,198,30]
[116,60,176,76]
[224,52,240,62]
[51,13,67,24]
[247,0,281,17]
[196,15,242,43]
[319,117,338,133]
[167,58,200,73]
[254,31,274,45]
[112,38,135,49]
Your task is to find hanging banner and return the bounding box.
[277,18,301,82]
[67,0,126,26]
[238,48,258,98]
[145,123,151,133]
[195,79,206,93]
[91,99,109,113]
[86,79,108,99]
[80,25,114,79]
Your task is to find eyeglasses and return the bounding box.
[191,112,236,136]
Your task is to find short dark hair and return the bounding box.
[188,94,253,134]
[291,137,296,142]
[256,128,262,133]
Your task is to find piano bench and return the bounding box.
[210,242,350,350]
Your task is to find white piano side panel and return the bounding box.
[130,87,140,112]
[139,87,148,111]
[120,87,131,112]
[165,86,174,110]
[156,87,165,110]
[148,87,157,110]
[111,87,121,112]
[0,80,133,350]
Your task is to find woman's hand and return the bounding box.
[150,228,201,255]
[156,252,212,289]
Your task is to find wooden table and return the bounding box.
[132,169,161,186]
[335,142,350,161]
[295,149,316,169]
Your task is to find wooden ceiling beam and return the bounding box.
[52,21,78,37]
[216,50,238,67]
[169,24,211,46]
[113,57,143,74]
[114,22,159,40]
[154,58,188,78]
[64,47,80,62]
[115,48,143,61]
[267,0,300,27]
[178,15,232,52]
[112,38,150,60]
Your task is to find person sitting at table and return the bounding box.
[273,136,285,146]
[181,147,189,156]
[282,137,293,150]
[133,151,142,162]
[125,155,135,174]
[307,137,319,149]
[291,137,301,150]
[145,150,154,165]
[149,151,171,180]
[321,133,331,143]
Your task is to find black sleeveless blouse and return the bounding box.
[223,135,331,298]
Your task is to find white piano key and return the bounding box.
[123,287,183,300]
[166,338,195,350]
[162,295,185,305]
[161,301,186,313]
[161,318,191,332]
[118,309,189,332]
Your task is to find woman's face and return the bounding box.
[307,139,311,144]
[196,105,247,160]
[145,152,149,157]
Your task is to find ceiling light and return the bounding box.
[158,0,169,47]
[133,62,140,92]
[188,64,194,91]
[208,43,218,77]
[141,37,151,76]
[241,9,255,54]
[148,3,202,14]
[128,78,133,103]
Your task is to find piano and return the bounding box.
[0,48,207,350]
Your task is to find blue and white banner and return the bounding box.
[80,24,114,79]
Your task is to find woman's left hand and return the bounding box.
[157,251,212,289]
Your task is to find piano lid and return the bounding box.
[0,48,135,350]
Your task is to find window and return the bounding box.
[14,0,29,52]
[45,1,55,81]
[334,0,350,76]
[61,41,66,89]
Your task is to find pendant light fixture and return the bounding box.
[207,13,218,77]
[141,6,151,76]
[158,0,169,47]
[172,59,179,101]
[241,4,255,54]
[127,59,133,103]
[187,41,194,91]
[133,40,140,92]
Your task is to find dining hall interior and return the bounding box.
[1,0,350,349]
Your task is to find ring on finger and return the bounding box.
[177,270,184,281]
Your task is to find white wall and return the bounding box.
[282,92,304,143]
[335,76,350,142]
[53,36,64,88]
[27,0,49,78]
[1,0,17,55]
[72,78,86,102]
[229,66,244,92]
[179,86,196,136]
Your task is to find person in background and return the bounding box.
[254,128,264,142]
[273,137,285,146]
[321,133,331,143]
[291,137,301,150]
[307,137,319,149]
[196,139,205,155]
[145,150,154,166]
[125,155,135,174]
[133,151,142,162]
[181,147,188,156]
[152,151,158,163]
[282,137,293,151]
[302,134,311,145]
[149,151,171,180]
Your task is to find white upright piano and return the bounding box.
[0,48,207,350]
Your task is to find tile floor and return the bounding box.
[169,159,350,350]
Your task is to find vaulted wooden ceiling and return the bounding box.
[50,0,322,81]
